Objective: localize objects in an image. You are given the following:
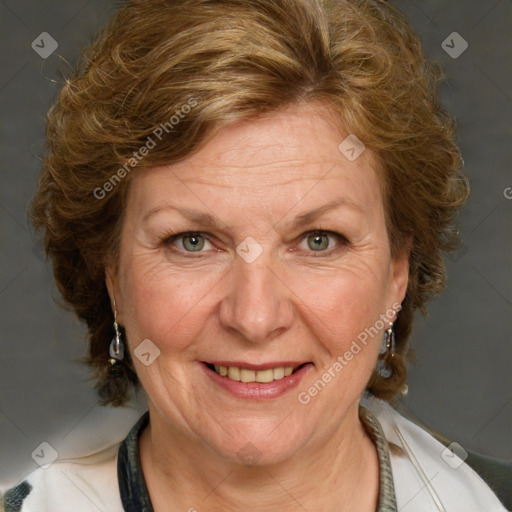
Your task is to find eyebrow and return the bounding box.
[143,205,225,228]
[142,198,363,230]
[285,198,363,229]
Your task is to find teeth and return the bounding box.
[273,367,285,380]
[240,369,256,382]
[228,367,241,381]
[214,365,297,382]
[255,369,274,383]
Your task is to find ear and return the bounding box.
[389,238,411,310]
[105,261,123,323]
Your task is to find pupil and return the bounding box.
[309,234,328,251]
[184,235,203,251]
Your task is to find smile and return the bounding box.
[208,364,302,382]
[201,361,312,399]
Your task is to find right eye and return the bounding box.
[163,232,214,253]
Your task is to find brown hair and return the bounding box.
[30,0,469,406]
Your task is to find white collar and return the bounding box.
[363,396,506,511]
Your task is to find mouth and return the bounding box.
[202,362,310,383]
[200,361,313,400]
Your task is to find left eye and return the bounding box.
[298,231,344,252]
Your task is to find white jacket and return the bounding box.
[363,397,507,511]
[2,399,507,511]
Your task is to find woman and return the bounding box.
[0,0,507,510]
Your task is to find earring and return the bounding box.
[376,322,395,379]
[108,299,124,366]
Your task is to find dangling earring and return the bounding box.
[108,299,124,366]
[376,322,395,379]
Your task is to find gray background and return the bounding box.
[0,0,511,490]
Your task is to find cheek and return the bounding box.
[291,270,388,407]
[288,260,390,357]
[118,253,224,353]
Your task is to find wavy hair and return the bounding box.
[31,0,469,405]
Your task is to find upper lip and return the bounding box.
[202,361,310,371]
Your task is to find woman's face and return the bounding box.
[108,104,408,465]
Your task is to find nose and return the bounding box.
[219,253,294,344]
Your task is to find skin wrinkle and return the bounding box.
[142,195,366,228]
[106,106,409,511]
[30,0,469,410]
[141,202,369,258]
[137,162,375,254]
[149,163,351,193]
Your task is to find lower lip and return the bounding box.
[200,362,313,400]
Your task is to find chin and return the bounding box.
[206,419,309,467]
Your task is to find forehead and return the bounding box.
[128,104,383,215]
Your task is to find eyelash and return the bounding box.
[297,230,349,256]
[161,229,348,257]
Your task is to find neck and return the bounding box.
[139,403,379,512]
